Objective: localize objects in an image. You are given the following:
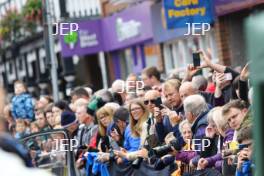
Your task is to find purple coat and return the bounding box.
[206,129,234,171]
[175,151,197,164]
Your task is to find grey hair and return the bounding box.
[183,95,208,117]
[192,75,208,91]
[179,119,192,134]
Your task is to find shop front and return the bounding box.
[59,19,105,92]
[151,2,218,77]
[102,1,161,81]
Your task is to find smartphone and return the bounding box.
[225,73,233,81]
[193,52,201,67]
[154,97,163,109]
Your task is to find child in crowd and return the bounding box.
[30,122,40,133]
[11,80,34,122]
[15,119,29,139]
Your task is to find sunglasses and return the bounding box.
[144,99,156,105]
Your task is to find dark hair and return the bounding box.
[70,87,89,98]
[112,92,123,106]
[143,85,152,91]
[113,107,129,123]
[237,125,252,143]
[142,66,161,81]
[222,99,248,116]
[54,100,71,112]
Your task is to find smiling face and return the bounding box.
[144,90,160,113]
[130,103,144,121]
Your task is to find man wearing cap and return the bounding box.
[61,111,79,139]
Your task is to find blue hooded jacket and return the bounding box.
[11,93,34,121]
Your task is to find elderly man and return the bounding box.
[179,81,225,107]
[183,95,209,151]
[183,94,210,167]
[75,105,98,148]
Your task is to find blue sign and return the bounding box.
[163,0,215,29]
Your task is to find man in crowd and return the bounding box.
[75,105,98,148]
[61,111,79,140]
[141,66,162,91]
[35,109,50,132]
[183,94,209,166]
[154,79,183,144]
[71,87,90,104]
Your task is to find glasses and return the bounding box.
[144,99,156,105]
[130,107,142,112]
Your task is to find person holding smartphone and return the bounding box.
[236,125,254,176]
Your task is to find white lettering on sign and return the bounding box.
[79,30,99,48]
[116,17,141,42]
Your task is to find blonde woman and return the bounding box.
[114,100,149,161]
[95,105,114,152]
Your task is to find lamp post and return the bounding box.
[42,0,59,101]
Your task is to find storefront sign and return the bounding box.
[215,0,264,16]
[116,17,142,42]
[60,19,104,58]
[102,1,154,51]
[163,0,215,29]
[151,2,201,43]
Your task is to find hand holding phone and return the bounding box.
[193,52,201,68]
[154,97,163,109]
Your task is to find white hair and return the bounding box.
[104,102,120,113]
[111,79,125,93]
[84,87,93,97]
[210,107,227,131]
[183,95,208,117]
[179,119,192,134]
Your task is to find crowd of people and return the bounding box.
[0,50,254,176]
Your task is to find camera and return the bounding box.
[131,157,143,169]
[152,139,182,157]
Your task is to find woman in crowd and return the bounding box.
[52,101,71,128]
[95,105,114,152]
[197,107,234,172]
[114,100,149,161]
